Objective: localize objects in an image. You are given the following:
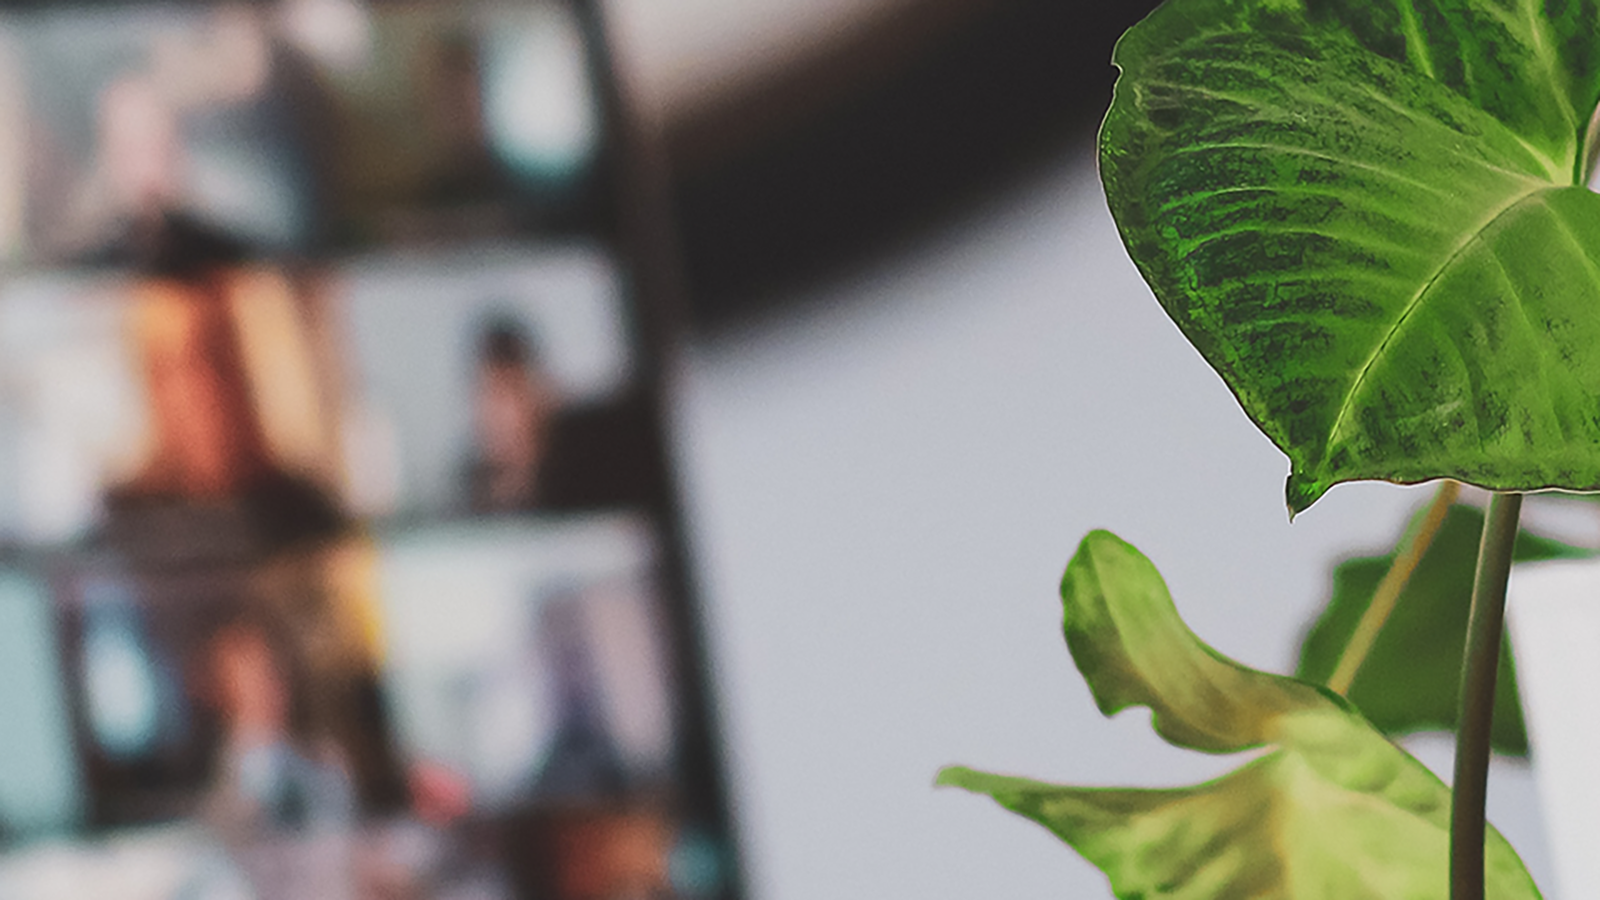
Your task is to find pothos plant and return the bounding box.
[940,0,1600,897]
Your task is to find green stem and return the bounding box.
[1450,492,1523,900]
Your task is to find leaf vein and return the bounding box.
[1325,188,1548,455]
[1151,59,1562,182]
[1177,224,1431,265]
[1155,184,1461,236]
[1207,268,1416,293]
[1521,0,1581,169]
[1341,77,1563,181]
[1394,0,1436,80]
[1164,142,1459,197]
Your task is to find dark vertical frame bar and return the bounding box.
[571,3,748,898]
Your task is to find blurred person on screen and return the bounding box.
[104,274,344,552]
[198,614,358,900]
[465,315,561,513]
[70,67,248,269]
[41,3,318,267]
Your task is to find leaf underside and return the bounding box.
[1297,501,1589,754]
[939,531,1541,899]
[1103,0,1600,512]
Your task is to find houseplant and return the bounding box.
[940,0,1600,896]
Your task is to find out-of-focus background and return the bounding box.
[0,0,1569,898]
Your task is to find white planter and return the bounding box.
[1507,558,1600,900]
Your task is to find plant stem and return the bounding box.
[1328,480,1460,695]
[1450,491,1523,900]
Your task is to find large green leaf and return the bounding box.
[1103,0,1600,513]
[939,530,1541,898]
[1297,501,1589,755]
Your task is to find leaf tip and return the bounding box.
[934,766,1025,803]
[1062,529,1142,616]
[1286,471,1329,518]
[1072,529,1141,567]
[937,766,1016,798]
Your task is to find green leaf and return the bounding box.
[1297,501,1589,755]
[1102,0,1600,513]
[939,530,1542,899]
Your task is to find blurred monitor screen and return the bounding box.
[0,2,736,899]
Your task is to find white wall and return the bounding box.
[673,145,1555,898]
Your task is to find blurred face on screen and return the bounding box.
[99,75,182,219]
[480,364,538,459]
[473,322,556,509]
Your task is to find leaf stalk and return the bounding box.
[1328,480,1461,695]
[1450,491,1522,900]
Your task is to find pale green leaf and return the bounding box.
[939,530,1541,899]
